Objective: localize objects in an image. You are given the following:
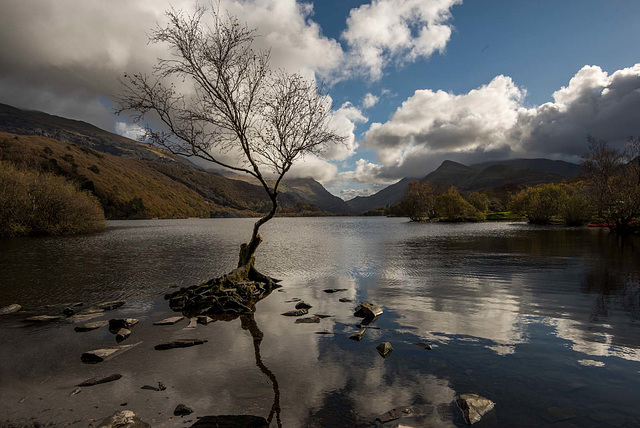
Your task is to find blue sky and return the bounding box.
[0,0,639,198]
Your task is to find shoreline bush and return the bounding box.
[0,161,105,237]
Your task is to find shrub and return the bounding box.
[435,186,484,222]
[467,192,490,213]
[508,183,568,224]
[88,164,100,174]
[0,161,105,237]
[397,180,436,221]
[561,187,592,226]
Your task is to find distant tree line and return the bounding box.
[395,136,640,234]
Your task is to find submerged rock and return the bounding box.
[323,288,348,293]
[294,301,313,310]
[190,415,269,427]
[295,316,321,324]
[115,328,131,343]
[98,300,126,311]
[77,373,122,387]
[97,410,150,427]
[375,405,435,424]
[0,304,21,315]
[281,309,308,317]
[415,342,433,350]
[376,342,393,358]
[153,316,184,325]
[109,318,138,330]
[174,404,194,416]
[140,385,160,392]
[456,393,495,425]
[349,329,366,341]
[154,339,207,350]
[23,315,63,323]
[75,320,108,332]
[354,302,383,319]
[69,312,104,323]
[338,298,353,303]
[81,342,141,364]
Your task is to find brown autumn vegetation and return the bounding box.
[0,160,105,236]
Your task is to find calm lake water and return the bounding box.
[1,218,639,427]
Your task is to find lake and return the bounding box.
[0,218,639,427]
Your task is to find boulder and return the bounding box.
[153,316,184,325]
[349,329,366,341]
[98,300,126,311]
[77,373,122,387]
[281,309,308,317]
[190,415,269,427]
[97,410,150,427]
[294,302,313,310]
[0,304,22,315]
[154,339,207,350]
[354,302,383,319]
[75,320,108,332]
[174,404,194,416]
[81,342,141,364]
[376,342,393,358]
[115,328,132,343]
[456,393,495,425]
[295,316,321,324]
[109,318,138,330]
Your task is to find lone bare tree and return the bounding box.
[117,6,345,284]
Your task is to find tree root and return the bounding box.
[164,265,281,319]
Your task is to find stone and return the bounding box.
[97,410,150,427]
[23,315,63,323]
[140,385,160,392]
[197,316,213,325]
[415,342,433,350]
[313,314,333,318]
[183,318,198,329]
[349,329,366,341]
[174,404,194,416]
[190,415,269,427]
[375,406,435,424]
[115,328,131,343]
[158,382,166,391]
[294,302,313,310]
[285,298,301,303]
[153,316,184,325]
[355,324,380,329]
[376,342,393,358]
[98,300,126,311]
[354,302,383,319]
[323,288,348,293]
[69,312,105,323]
[295,316,321,324]
[70,387,82,396]
[77,373,122,387]
[109,318,138,330]
[0,304,22,315]
[315,331,335,335]
[456,393,495,425]
[75,320,108,332]
[154,339,207,350]
[338,298,353,303]
[63,307,75,317]
[81,342,141,364]
[281,309,308,317]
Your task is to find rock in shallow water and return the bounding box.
[376,342,393,358]
[281,309,308,317]
[349,329,366,341]
[23,315,63,323]
[115,328,131,342]
[323,288,348,293]
[0,304,21,315]
[294,301,313,310]
[77,373,122,387]
[354,302,383,319]
[98,300,126,311]
[75,320,108,332]
[190,415,269,427]
[81,342,141,364]
[153,316,184,325]
[415,342,433,350]
[154,339,207,350]
[295,316,321,324]
[97,410,150,427]
[174,403,194,416]
[109,318,138,330]
[456,393,495,425]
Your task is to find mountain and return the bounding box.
[0,103,347,217]
[347,158,583,214]
[345,177,414,214]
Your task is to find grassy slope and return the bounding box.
[0,132,257,219]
